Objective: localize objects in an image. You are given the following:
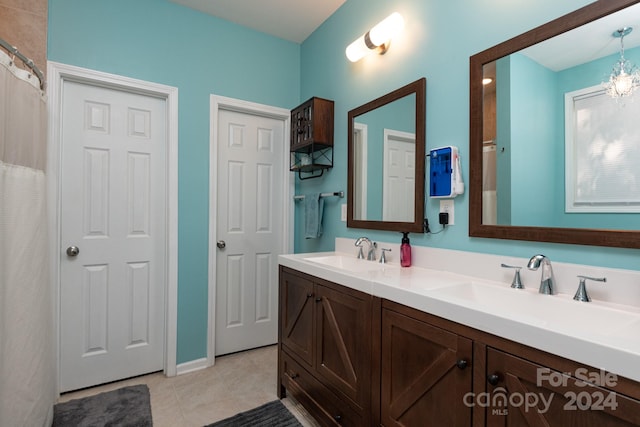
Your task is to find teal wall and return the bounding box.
[295,0,640,267]
[509,53,558,226]
[48,0,300,364]
[48,0,640,366]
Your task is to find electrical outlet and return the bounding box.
[341,203,347,222]
[439,199,455,225]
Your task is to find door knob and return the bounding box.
[217,240,226,249]
[66,246,80,257]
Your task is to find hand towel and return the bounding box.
[304,193,324,239]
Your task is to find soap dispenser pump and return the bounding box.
[400,232,412,267]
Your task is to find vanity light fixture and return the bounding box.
[482,78,493,85]
[604,27,640,99]
[345,12,404,62]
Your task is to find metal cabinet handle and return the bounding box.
[66,246,80,257]
[487,373,500,385]
[217,240,226,249]
[456,359,468,370]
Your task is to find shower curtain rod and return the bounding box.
[0,37,45,90]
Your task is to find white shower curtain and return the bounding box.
[0,50,55,426]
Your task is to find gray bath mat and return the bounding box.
[53,384,152,427]
[206,400,302,427]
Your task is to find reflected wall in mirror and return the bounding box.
[348,78,426,232]
[470,0,640,248]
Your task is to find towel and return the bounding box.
[304,193,324,239]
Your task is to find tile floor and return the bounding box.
[58,345,320,426]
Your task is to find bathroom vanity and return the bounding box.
[281,2,640,425]
[277,246,640,426]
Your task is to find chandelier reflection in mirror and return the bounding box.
[604,27,640,99]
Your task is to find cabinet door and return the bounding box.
[315,283,372,407]
[290,105,304,146]
[485,348,640,427]
[381,309,472,427]
[280,270,315,367]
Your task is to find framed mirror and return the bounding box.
[469,0,640,249]
[347,78,426,232]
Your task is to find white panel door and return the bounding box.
[215,109,284,355]
[383,130,415,222]
[59,81,166,392]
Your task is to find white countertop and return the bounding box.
[279,251,640,383]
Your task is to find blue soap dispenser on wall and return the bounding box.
[429,146,464,198]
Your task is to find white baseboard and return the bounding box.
[176,358,208,376]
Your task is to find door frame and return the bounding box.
[47,61,179,392]
[353,122,368,219]
[208,95,292,366]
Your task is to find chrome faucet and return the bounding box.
[355,237,376,261]
[527,254,556,295]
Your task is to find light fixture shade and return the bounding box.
[345,12,404,62]
[346,36,370,62]
[368,12,404,47]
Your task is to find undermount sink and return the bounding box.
[303,254,394,273]
[430,282,640,339]
[297,252,640,345]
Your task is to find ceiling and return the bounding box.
[169,0,347,44]
[521,3,640,71]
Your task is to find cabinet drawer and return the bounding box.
[282,352,362,427]
[485,348,640,427]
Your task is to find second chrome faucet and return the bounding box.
[527,254,556,295]
[355,237,376,261]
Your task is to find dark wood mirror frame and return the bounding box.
[469,0,640,249]
[347,78,426,232]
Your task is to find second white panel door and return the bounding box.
[215,108,285,356]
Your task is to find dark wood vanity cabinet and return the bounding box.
[278,266,373,426]
[381,305,473,427]
[279,267,640,426]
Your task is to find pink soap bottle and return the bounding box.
[400,232,412,267]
